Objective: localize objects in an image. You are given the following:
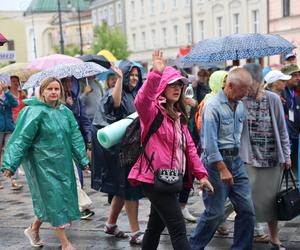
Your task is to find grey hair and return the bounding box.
[226,67,252,86]
[243,63,263,83]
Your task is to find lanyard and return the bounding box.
[288,88,295,109]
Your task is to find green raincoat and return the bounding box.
[1,98,89,227]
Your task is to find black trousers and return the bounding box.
[141,183,191,250]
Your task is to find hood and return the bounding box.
[119,60,143,93]
[208,70,228,94]
[156,66,188,98]
[71,77,80,97]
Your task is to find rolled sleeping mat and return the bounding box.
[97,112,138,149]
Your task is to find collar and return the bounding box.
[218,90,230,104]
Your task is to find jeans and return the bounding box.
[189,156,255,250]
[141,183,191,250]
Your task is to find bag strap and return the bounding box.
[279,168,298,190]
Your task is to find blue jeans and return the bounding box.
[189,156,255,250]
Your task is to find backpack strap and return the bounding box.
[138,109,164,173]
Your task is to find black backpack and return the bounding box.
[119,110,163,169]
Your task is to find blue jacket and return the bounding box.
[0,91,18,132]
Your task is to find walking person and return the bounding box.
[128,50,213,250]
[1,77,89,250]
[241,64,291,250]
[189,68,255,250]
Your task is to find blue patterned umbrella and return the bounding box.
[23,62,107,89]
[182,33,296,64]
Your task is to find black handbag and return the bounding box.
[276,169,300,221]
[153,129,184,193]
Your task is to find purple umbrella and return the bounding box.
[0,33,8,46]
[26,54,83,70]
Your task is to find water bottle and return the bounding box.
[185,83,194,98]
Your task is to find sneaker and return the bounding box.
[24,226,43,247]
[129,231,143,245]
[182,207,197,223]
[104,224,128,238]
[80,209,95,220]
[11,179,23,191]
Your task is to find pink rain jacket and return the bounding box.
[128,67,208,188]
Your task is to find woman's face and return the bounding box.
[163,81,183,104]
[42,81,61,106]
[107,75,117,88]
[128,67,139,89]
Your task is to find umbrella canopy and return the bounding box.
[79,54,111,69]
[182,33,296,64]
[0,33,8,46]
[23,62,108,89]
[97,49,117,62]
[10,69,40,83]
[0,63,28,74]
[27,54,83,70]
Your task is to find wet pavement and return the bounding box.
[0,174,300,250]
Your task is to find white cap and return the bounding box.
[264,70,291,84]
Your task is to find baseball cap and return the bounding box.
[284,52,296,61]
[281,64,300,75]
[168,76,189,85]
[264,70,291,84]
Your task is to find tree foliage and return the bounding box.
[53,44,81,56]
[92,21,130,60]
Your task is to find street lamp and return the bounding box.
[68,0,83,55]
[57,0,64,54]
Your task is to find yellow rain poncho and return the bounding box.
[1,98,89,227]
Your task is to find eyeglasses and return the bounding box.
[130,74,139,77]
[169,81,184,88]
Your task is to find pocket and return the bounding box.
[219,118,234,136]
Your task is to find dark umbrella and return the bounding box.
[0,33,8,46]
[79,54,111,69]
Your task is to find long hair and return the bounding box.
[162,85,188,124]
[39,77,64,106]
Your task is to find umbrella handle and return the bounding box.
[85,78,89,86]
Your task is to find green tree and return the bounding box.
[92,21,130,59]
[53,44,81,56]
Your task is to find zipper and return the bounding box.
[171,122,175,169]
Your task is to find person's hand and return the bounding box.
[0,81,8,92]
[83,165,91,174]
[84,85,93,94]
[111,63,123,79]
[285,159,291,170]
[184,97,196,107]
[152,50,166,73]
[199,177,214,194]
[86,149,92,161]
[66,96,73,106]
[3,169,13,178]
[216,161,234,185]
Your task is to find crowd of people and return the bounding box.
[0,49,299,250]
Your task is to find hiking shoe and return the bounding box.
[104,224,128,238]
[11,179,23,191]
[182,207,197,223]
[80,209,95,220]
[24,226,43,247]
[129,231,143,245]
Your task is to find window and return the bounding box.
[173,25,178,45]
[151,29,156,48]
[252,10,259,33]
[283,0,290,17]
[142,32,146,49]
[199,20,204,40]
[92,10,97,25]
[131,0,136,19]
[132,33,136,50]
[173,0,177,8]
[233,13,239,34]
[162,28,167,47]
[185,0,190,7]
[150,0,155,15]
[98,9,103,22]
[216,17,223,37]
[116,2,122,23]
[186,23,192,44]
[141,0,145,16]
[103,8,108,22]
[161,0,166,12]
[108,6,114,25]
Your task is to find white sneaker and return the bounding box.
[181,207,197,222]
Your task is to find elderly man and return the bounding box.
[190,68,255,250]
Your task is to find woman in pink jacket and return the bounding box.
[128,50,213,250]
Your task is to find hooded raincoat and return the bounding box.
[128,67,208,188]
[1,98,89,227]
[91,61,143,199]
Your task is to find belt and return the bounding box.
[219,148,239,157]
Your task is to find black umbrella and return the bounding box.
[79,54,111,69]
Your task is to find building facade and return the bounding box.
[268,0,300,64]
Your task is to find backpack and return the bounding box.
[119,110,163,169]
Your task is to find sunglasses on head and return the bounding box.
[169,81,184,88]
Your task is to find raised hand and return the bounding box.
[152,50,166,73]
[110,63,123,79]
